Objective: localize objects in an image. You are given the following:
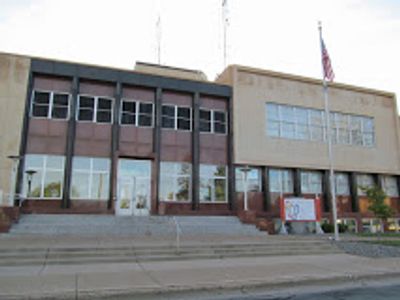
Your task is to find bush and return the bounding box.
[321,222,348,233]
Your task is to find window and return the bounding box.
[199,109,212,132]
[160,162,191,202]
[357,174,375,196]
[162,105,191,130]
[31,90,70,119]
[265,103,375,147]
[120,100,153,127]
[200,109,227,134]
[381,176,398,197]
[214,111,227,134]
[301,171,322,194]
[235,168,261,192]
[335,172,350,195]
[23,155,64,198]
[77,95,113,123]
[200,165,227,202]
[71,157,110,200]
[269,169,293,194]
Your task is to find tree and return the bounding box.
[360,185,394,233]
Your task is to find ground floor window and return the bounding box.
[23,154,65,198]
[387,218,400,232]
[159,162,191,202]
[70,157,110,200]
[269,168,293,194]
[337,218,358,233]
[235,167,261,192]
[200,164,227,203]
[361,218,382,233]
[381,176,399,197]
[300,171,322,194]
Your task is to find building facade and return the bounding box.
[1,52,400,233]
[217,65,400,233]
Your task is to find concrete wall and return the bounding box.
[0,53,30,206]
[217,65,400,174]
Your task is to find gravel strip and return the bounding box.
[336,241,400,258]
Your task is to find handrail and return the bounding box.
[173,216,182,253]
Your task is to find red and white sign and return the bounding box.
[280,197,322,222]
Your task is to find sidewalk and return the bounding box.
[1,249,400,299]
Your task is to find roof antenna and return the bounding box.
[222,0,229,68]
[156,0,162,65]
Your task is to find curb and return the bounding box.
[2,271,400,299]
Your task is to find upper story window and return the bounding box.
[235,167,261,192]
[161,104,191,131]
[77,95,113,123]
[199,109,227,134]
[120,100,153,127]
[269,168,293,194]
[265,103,375,147]
[31,90,70,120]
[301,171,322,194]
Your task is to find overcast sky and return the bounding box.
[1,0,400,104]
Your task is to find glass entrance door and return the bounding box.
[116,159,151,216]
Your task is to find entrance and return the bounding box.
[116,159,151,216]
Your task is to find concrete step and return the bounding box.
[0,240,342,266]
[9,215,266,237]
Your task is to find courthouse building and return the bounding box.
[1,52,400,233]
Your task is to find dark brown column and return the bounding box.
[15,70,34,206]
[293,169,301,197]
[322,170,331,212]
[227,96,235,211]
[262,166,270,211]
[375,174,382,189]
[191,92,200,210]
[61,76,79,209]
[350,172,359,212]
[153,87,162,212]
[108,82,121,210]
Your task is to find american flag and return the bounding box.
[321,39,335,82]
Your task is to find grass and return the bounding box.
[363,240,400,247]
[357,232,400,238]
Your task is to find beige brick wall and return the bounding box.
[217,65,400,174]
[0,53,30,206]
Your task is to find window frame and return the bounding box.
[199,164,228,203]
[30,89,71,120]
[265,102,375,148]
[269,168,294,194]
[161,104,192,131]
[77,94,114,123]
[119,98,154,127]
[235,167,261,192]
[70,156,111,200]
[159,162,192,202]
[199,108,228,135]
[300,170,322,194]
[23,154,65,199]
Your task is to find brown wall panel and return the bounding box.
[200,96,228,110]
[80,81,114,97]
[26,119,67,155]
[119,127,153,157]
[236,192,264,213]
[123,86,155,102]
[21,200,110,214]
[200,134,227,165]
[74,140,110,157]
[158,202,231,215]
[33,76,72,92]
[161,131,191,162]
[162,90,192,106]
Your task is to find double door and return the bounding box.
[116,159,151,216]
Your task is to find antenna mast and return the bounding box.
[222,0,229,68]
[156,1,162,64]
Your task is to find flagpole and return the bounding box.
[318,22,339,241]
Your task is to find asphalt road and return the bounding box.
[209,284,400,300]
